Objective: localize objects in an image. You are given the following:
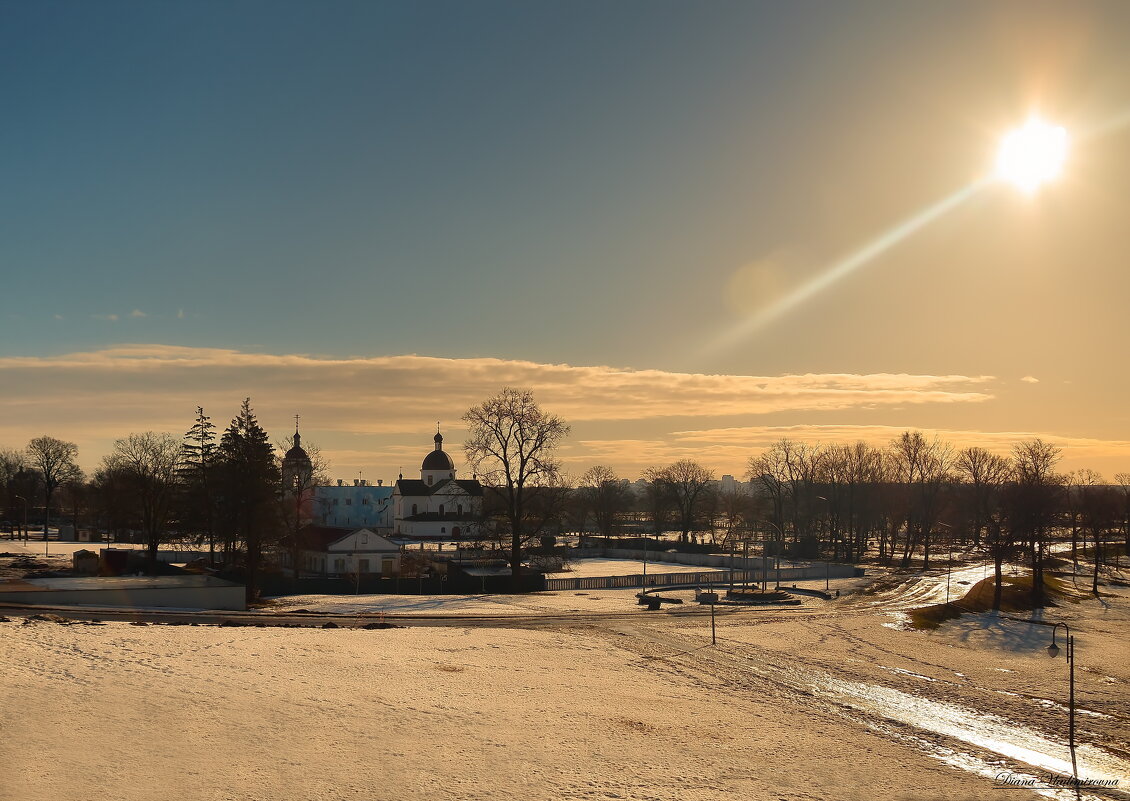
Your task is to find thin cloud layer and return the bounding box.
[0,343,993,418]
[2,345,1126,478]
[0,344,1000,475]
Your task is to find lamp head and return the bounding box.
[1046,642,1061,659]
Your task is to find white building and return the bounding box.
[286,526,401,577]
[391,432,483,539]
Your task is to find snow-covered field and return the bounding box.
[265,585,685,615]
[3,563,1128,801]
[547,557,726,578]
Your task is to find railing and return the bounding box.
[543,563,861,591]
[544,570,763,591]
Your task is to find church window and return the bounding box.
[362,496,370,505]
[439,504,445,516]
[441,527,446,534]
[332,498,339,506]
[457,504,463,516]
[345,498,352,506]
[427,475,433,485]
[411,504,418,515]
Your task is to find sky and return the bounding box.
[3,0,1130,482]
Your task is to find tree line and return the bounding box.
[4,388,1128,605]
[0,399,320,600]
[554,432,1130,608]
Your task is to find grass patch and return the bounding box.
[908,573,1091,630]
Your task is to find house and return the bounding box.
[391,432,483,539]
[279,526,401,577]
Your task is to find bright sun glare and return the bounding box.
[995,117,1069,192]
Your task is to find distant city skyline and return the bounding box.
[4,2,1130,480]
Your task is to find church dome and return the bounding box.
[285,443,309,461]
[284,430,310,463]
[422,432,455,471]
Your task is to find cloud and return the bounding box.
[53,314,64,320]
[92,314,119,322]
[1,344,1127,480]
[177,309,185,319]
[0,344,1000,475]
[1021,375,1039,383]
[129,309,147,318]
[0,343,994,421]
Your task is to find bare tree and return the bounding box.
[105,432,182,571]
[889,431,952,568]
[463,388,570,586]
[576,465,630,540]
[1010,439,1063,606]
[955,447,1014,609]
[644,460,714,542]
[1,449,30,538]
[1074,470,1117,594]
[26,436,80,541]
[747,446,788,544]
[1115,473,1130,567]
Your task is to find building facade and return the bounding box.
[391,432,483,539]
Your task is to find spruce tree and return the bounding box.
[179,407,218,564]
[217,399,281,600]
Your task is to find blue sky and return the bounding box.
[4,1,1130,479]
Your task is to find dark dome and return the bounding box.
[285,444,310,462]
[422,431,454,471]
[284,430,310,463]
[422,449,454,471]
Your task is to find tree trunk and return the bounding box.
[993,551,1004,611]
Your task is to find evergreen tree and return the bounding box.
[217,399,281,600]
[179,407,218,564]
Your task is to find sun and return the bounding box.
[995,117,1069,193]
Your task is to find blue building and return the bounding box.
[314,479,394,530]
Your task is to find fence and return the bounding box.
[544,563,863,592]
[547,569,757,592]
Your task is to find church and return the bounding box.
[389,431,483,539]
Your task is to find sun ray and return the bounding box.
[705,178,989,353]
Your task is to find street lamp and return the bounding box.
[936,520,953,605]
[1046,622,1076,751]
[13,495,28,541]
[816,496,830,592]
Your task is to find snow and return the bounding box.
[2,564,1128,801]
[1,540,147,557]
[547,557,727,578]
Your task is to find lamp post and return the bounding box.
[1046,622,1076,751]
[763,520,785,590]
[936,521,953,606]
[816,496,831,592]
[13,495,28,542]
[641,533,648,595]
